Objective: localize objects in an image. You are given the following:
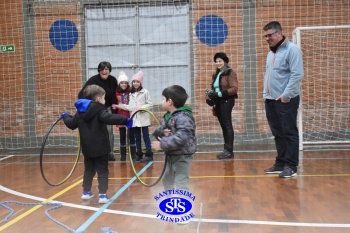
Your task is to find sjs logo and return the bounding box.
[154,189,196,223]
[159,197,192,215]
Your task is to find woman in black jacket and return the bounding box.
[78,61,118,161]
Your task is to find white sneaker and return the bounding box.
[99,194,109,204]
[81,191,94,200]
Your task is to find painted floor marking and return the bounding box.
[1,173,350,229]
[76,161,154,232]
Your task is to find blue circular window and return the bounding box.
[49,19,78,51]
[195,15,228,46]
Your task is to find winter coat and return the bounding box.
[118,88,153,127]
[63,99,128,157]
[78,74,118,109]
[115,88,131,118]
[211,67,238,100]
[153,106,196,156]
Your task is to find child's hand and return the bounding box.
[60,112,69,118]
[151,141,162,151]
[112,104,121,109]
[134,106,140,111]
[126,118,133,129]
[163,129,171,136]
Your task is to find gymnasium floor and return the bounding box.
[1,145,350,233]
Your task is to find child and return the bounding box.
[115,71,153,162]
[151,85,196,192]
[112,71,136,161]
[61,84,133,204]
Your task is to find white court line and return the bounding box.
[0,185,154,218]
[0,155,16,161]
[1,185,350,228]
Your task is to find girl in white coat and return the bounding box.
[115,71,153,162]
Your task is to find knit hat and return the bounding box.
[117,71,129,84]
[132,71,143,83]
[213,52,229,64]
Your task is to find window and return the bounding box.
[85,3,191,103]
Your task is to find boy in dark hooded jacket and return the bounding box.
[61,84,132,204]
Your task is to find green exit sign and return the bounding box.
[1,45,15,53]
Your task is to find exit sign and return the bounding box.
[1,45,15,53]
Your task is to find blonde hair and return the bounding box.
[83,84,105,101]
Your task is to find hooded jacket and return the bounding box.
[63,99,128,157]
[153,106,196,156]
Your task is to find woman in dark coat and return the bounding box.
[206,52,238,159]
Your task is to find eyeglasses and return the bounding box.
[263,31,278,39]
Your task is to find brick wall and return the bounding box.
[33,2,82,135]
[0,1,25,137]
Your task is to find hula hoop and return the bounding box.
[128,108,167,187]
[39,117,81,186]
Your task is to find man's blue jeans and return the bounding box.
[265,96,300,171]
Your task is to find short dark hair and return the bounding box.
[263,21,282,32]
[83,84,105,101]
[97,61,112,73]
[162,85,188,108]
[213,52,229,64]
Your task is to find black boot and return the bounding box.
[130,146,140,163]
[218,150,234,160]
[120,147,126,161]
[216,151,226,158]
[140,151,153,162]
[108,152,116,161]
[134,151,143,163]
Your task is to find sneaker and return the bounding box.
[279,167,297,178]
[264,165,284,174]
[81,191,94,200]
[99,194,109,204]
